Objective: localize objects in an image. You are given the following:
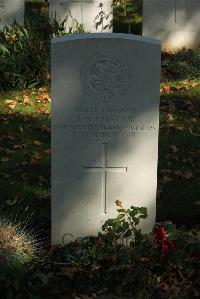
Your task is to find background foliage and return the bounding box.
[0,4,83,91]
[0,0,200,90]
[113,0,143,34]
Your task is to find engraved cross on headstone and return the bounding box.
[66,0,93,24]
[175,0,186,23]
[82,143,127,214]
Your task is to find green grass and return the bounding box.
[0,88,51,234]
[158,80,200,225]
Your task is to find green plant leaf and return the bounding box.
[0,44,10,54]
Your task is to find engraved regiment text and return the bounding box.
[53,104,156,138]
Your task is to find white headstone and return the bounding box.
[51,33,161,244]
[143,0,200,51]
[0,0,24,27]
[49,0,112,32]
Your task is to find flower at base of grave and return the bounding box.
[153,225,174,254]
[153,226,166,243]
[162,240,175,254]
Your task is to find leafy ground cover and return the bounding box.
[158,79,200,225]
[0,87,51,235]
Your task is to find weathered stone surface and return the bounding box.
[51,33,161,244]
[143,0,200,50]
[49,0,112,32]
[0,0,24,27]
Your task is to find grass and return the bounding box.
[0,88,51,237]
[0,80,199,235]
[157,80,200,225]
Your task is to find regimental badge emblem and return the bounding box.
[81,53,132,102]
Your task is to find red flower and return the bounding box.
[153,226,174,254]
[153,226,166,243]
[162,240,174,253]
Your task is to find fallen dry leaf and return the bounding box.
[37,93,51,103]
[33,152,42,160]
[175,85,186,91]
[33,140,42,146]
[4,100,16,110]
[30,152,42,164]
[38,87,46,92]
[182,79,190,85]
[165,113,174,122]
[162,176,171,183]
[23,95,34,106]
[191,82,199,87]
[38,105,47,113]
[44,149,51,154]
[163,85,172,94]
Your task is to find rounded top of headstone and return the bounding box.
[51,33,161,46]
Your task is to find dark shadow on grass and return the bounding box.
[157,126,200,226]
[0,112,51,241]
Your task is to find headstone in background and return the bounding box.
[143,0,200,51]
[0,0,24,27]
[49,0,113,32]
[51,33,161,244]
